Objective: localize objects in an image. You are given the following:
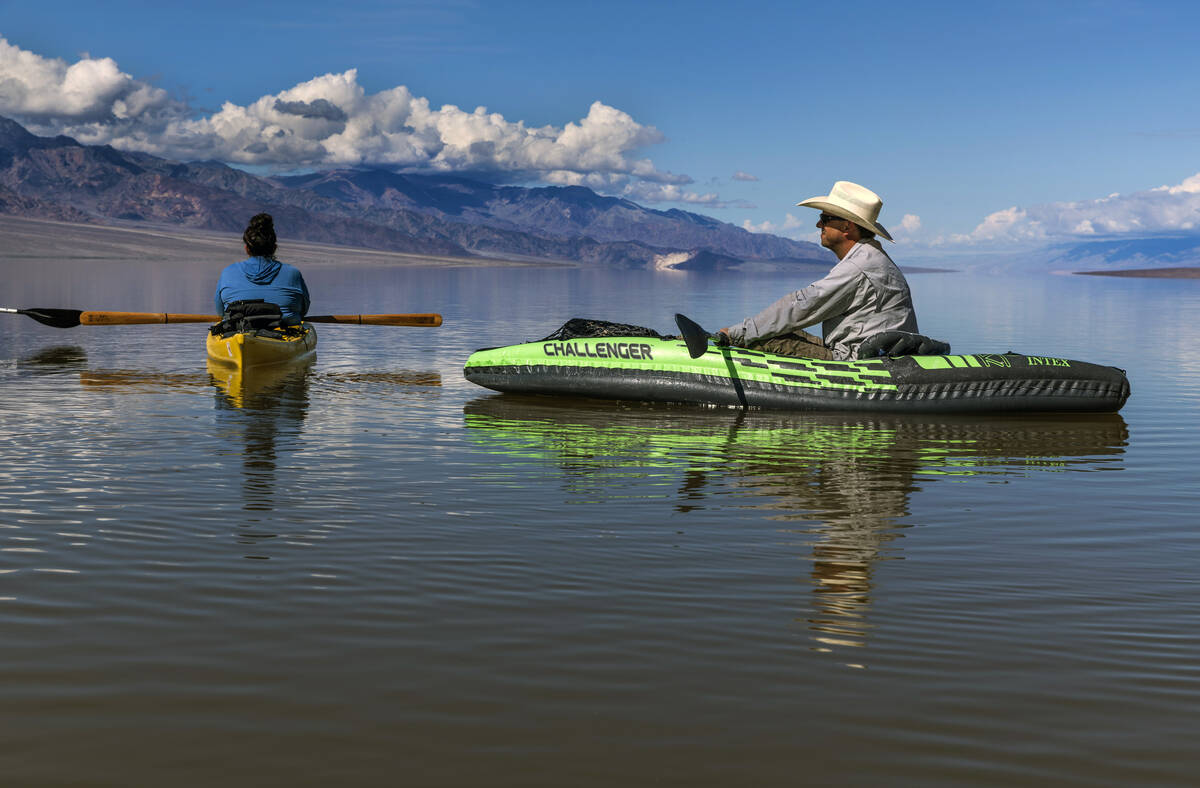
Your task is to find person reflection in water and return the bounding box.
[726,420,917,653]
[212,363,313,558]
[723,416,1128,657]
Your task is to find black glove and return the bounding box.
[710,331,731,347]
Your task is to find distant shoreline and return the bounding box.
[1075,267,1200,279]
[902,266,959,274]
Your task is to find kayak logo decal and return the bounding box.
[543,341,654,361]
[977,354,1011,368]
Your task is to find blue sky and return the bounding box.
[3,0,1200,251]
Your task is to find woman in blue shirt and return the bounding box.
[214,213,310,320]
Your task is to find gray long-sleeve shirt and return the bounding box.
[726,240,917,360]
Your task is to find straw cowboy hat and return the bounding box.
[796,180,893,241]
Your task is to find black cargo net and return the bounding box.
[210,299,301,337]
[539,318,675,342]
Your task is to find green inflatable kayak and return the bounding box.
[463,317,1130,414]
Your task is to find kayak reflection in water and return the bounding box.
[211,359,313,534]
[214,213,311,321]
[462,397,1129,656]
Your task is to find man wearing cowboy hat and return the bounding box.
[719,180,918,360]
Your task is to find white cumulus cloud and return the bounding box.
[743,212,811,235]
[0,37,182,123]
[966,174,1200,243]
[624,182,719,205]
[0,36,715,204]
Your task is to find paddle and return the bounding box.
[3,308,442,328]
[1,307,88,328]
[674,313,747,405]
[674,313,726,359]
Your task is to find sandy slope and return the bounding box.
[0,215,554,269]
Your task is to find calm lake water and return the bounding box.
[2,251,1198,787]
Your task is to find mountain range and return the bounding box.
[0,115,828,270]
[1050,234,1200,273]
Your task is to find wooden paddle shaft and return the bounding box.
[80,312,218,325]
[314,314,442,326]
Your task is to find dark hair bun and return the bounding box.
[243,212,278,258]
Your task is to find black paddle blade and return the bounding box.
[17,308,84,329]
[674,313,710,359]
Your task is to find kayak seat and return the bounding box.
[857,331,952,359]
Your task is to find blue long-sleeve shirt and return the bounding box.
[214,257,310,319]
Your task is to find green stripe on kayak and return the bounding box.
[912,354,980,370]
[465,338,899,393]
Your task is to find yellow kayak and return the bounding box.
[206,323,317,369]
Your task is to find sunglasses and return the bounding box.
[818,213,847,226]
